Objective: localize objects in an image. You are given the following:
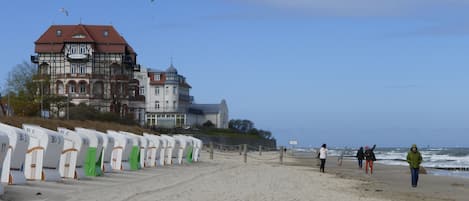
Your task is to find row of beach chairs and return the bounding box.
[0,122,203,194]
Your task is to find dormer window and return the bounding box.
[56,30,62,36]
[103,31,109,37]
[72,34,86,39]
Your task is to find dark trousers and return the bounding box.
[411,168,419,187]
[320,159,326,172]
[358,159,363,168]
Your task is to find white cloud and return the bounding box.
[236,0,469,17]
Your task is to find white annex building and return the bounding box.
[134,65,229,128]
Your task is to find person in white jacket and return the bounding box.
[319,144,327,173]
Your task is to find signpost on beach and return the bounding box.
[289,140,298,156]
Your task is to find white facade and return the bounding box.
[135,65,228,128]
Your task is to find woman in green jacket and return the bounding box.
[406,144,423,187]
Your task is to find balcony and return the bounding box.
[66,53,90,62]
[122,55,134,64]
[33,74,50,81]
[31,55,39,64]
[110,75,129,80]
[129,95,145,101]
[66,73,91,79]
[178,95,194,103]
[133,64,141,72]
[67,93,90,99]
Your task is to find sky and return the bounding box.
[1,0,469,147]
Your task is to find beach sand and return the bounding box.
[0,151,467,201]
[286,154,469,201]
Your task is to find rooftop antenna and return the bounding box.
[79,17,82,24]
[170,56,173,66]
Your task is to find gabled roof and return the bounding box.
[35,24,136,54]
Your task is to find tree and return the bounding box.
[6,61,36,93]
[229,119,254,133]
[3,61,45,117]
[44,95,68,117]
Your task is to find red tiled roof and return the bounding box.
[35,24,136,54]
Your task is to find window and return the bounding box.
[155,74,161,81]
[69,83,76,93]
[165,86,169,94]
[173,86,177,94]
[57,82,64,94]
[72,34,86,39]
[79,83,86,93]
[103,31,109,37]
[70,44,78,54]
[155,87,160,95]
[79,44,86,54]
[155,101,160,109]
[71,63,78,74]
[56,30,62,36]
[71,63,85,74]
[79,64,86,74]
[173,101,177,109]
[93,82,103,96]
[139,87,145,95]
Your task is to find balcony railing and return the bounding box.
[66,53,90,62]
[67,93,90,99]
[129,95,145,101]
[31,55,39,64]
[178,95,194,102]
[122,55,134,64]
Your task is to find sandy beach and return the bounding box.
[0,150,468,201]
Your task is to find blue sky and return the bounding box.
[1,0,469,147]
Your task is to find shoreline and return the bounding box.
[286,155,469,201]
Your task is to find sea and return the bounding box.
[291,147,469,179]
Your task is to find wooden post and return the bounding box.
[279,146,284,164]
[239,144,242,155]
[243,144,247,163]
[259,145,262,156]
[210,142,214,160]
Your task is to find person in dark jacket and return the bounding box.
[356,147,365,169]
[406,144,422,187]
[364,145,376,174]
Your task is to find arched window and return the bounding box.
[68,81,77,93]
[57,81,64,94]
[93,81,104,96]
[79,81,87,94]
[111,63,121,75]
[39,63,49,75]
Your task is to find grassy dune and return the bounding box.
[0,116,156,135]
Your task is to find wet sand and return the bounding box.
[285,155,469,201]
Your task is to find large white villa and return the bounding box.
[134,66,229,129]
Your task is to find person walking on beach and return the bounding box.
[319,144,327,173]
[406,144,422,187]
[356,147,365,169]
[364,145,376,174]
